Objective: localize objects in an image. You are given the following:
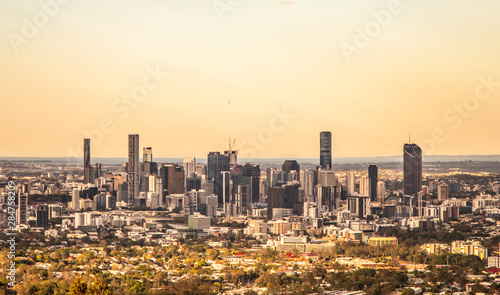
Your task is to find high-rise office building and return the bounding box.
[377,181,386,203]
[320,131,332,169]
[128,134,140,206]
[220,171,231,206]
[84,138,90,167]
[301,170,317,198]
[183,157,196,178]
[347,170,356,196]
[143,147,152,162]
[242,163,261,203]
[348,195,370,218]
[36,204,49,228]
[17,193,28,225]
[225,150,238,169]
[368,165,378,202]
[83,138,94,184]
[207,151,231,205]
[186,174,202,192]
[403,143,422,197]
[267,168,285,188]
[207,152,230,181]
[438,184,449,201]
[117,182,128,204]
[282,160,300,181]
[317,185,341,212]
[318,169,337,186]
[140,147,158,175]
[72,188,80,210]
[159,164,185,197]
[359,177,370,197]
[267,183,302,219]
[95,163,102,179]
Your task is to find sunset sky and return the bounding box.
[1,0,500,158]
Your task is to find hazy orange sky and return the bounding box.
[1,0,500,158]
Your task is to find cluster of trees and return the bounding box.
[326,268,408,295]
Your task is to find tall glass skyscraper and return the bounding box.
[128,134,139,207]
[83,138,94,184]
[320,131,332,169]
[403,143,422,197]
[368,165,378,202]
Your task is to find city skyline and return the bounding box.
[4,2,500,294]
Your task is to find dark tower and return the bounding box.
[403,143,422,197]
[207,152,231,205]
[128,134,140,207]
[36,204,49,228]
[368,165,378,202]
[83,139,94,184]
[84,138,90,167]
[282,160,300,181]
[320,131,332,169]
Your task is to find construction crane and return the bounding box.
[228,138,237,152]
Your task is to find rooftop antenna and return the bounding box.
[409,133,411,144]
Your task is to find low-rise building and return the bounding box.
[451,240,488,260]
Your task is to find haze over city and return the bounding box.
[5,1,500,294]
[1,0,500,158]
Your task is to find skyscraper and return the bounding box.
[143,147,153,162]
[95,163,102,178]
[17,193,28,225]
[36,204,49,228]
[140,147,158,176]
[368,165,378,202]
[347,170,356,196]
[159,164,185,197]
[438,184,449,201]
[183,157,196,178]
[128,134,140,207]
[359,177,370,197]
[320,131,332,169]
[348,195,370,218]
[207,151,231,206]
[72,188,80,210]
[301,170,317,198]
[207,152,230,181]
[267,183,301,219]
[282,160,300,181]
[84,138,90,167]
[83,138,94,184]
[403,143,422,197]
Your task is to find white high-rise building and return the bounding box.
[347,171,355,196]
[74,213,85,228]
[359,177,370,197]
[72,188,80,210]
[377,181,386,202]
[84,212,93,226]
[183,157,196,177]
[155,177,163,202]
[148,175,157,192]
[147,192,160,209]
[301,170,315,197]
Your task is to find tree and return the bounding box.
[67,278,87,295]
[88,278,112,295]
